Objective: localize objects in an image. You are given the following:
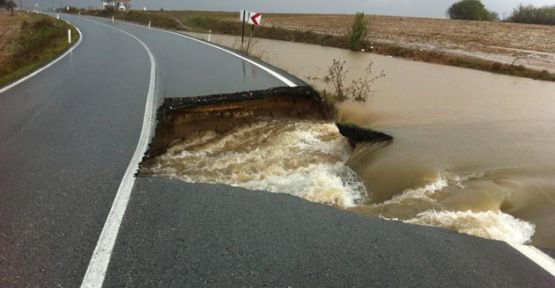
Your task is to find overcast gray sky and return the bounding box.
[31,0,555,18]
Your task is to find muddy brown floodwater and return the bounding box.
[141,88,367,208]
[167,33,555,248]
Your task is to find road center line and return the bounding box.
[76,17,157,288]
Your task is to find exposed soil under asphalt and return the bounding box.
[139,86,332,170]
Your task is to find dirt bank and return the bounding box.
[0,12,23,63]
[0,13,79,87]
[139,86,332,172]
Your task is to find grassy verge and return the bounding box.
[81,10,554,81]
[0,13,79,88]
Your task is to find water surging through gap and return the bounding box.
[140,87,554,249]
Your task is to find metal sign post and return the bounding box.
[240,10,247,51]
[240,10,262,52]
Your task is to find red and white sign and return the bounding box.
[249,12,262,26]
[240,10,263,26]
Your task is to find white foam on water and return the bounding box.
[377,174,450,207]
[371,172,536,244]
[241,163,366,207]
[372,171,483,209]
[406,209,536,245]
[149,120,367,208]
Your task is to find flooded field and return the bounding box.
[150,11,555,72]
[262,14,555,72]
[163,33,555,248]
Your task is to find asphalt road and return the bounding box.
[0,14,553,288]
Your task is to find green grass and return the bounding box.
[0,14,79,88]
[79,10,555,82]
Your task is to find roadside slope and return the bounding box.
[0,12,79,88]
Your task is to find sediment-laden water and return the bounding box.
[150,32,555,248]
[146,116,547,247]
[146,119,366,208]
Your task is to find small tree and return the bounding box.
[0,0,6,9]
[447,0,497,21]
[5,0,16,15]
[348,12,367,51]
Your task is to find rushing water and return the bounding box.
[147,120,367,208]
[161,32,555,248]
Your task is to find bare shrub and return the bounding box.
[324,58,385,103]
[324,59,349,102]
[229,38,265,59]
[246,38,260,55]
[350,63,386,102]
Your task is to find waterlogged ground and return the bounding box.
[263,14,555,73]
[149,33,555,248]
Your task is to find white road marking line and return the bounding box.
[112,18,297,88]
[76,17,157,288]
[0,16,83,95]
[508,243,555,276]
[166,31,297,87]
